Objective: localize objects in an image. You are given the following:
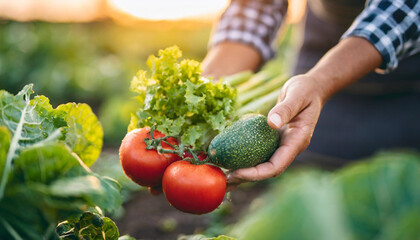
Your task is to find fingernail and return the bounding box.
[269,113,282,128]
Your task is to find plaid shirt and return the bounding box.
[210,0,420,73]
[209,0,288,61]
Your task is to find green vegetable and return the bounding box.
[129,46,237,150]
[221,70,253,87]
[236,70,276,94]
[237,75,287,106]
[208,114,280,170]
[237,88,282,116]
[56,211,134,240]
[0,84,122,240]
[228,152,420,240]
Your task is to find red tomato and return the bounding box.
[182,151,208,161]
[119,128,180,187]
[162,161,226,214]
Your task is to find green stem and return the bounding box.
[156,146,179,155]
[236,70,276,94]
[222,70,254,87]
[0,218,24,240]
[144,128,206,165]
[237,75,287,106]
[162,139,177,150]
[184,147,210,165]
[0,94,30,200]
[237,88,282,116]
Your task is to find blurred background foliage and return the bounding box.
[0,20,212,145]
[0,19,298,146]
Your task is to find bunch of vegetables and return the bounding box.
[120,45,291,214]
[120,46,233,214]
[0,85,127,239]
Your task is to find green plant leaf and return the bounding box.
[0,84,65,199]
[12,143,80,185]
[56,212,123,240]
[228,152,420,240]
[47,175,122,213]
[57,103,103,166]
[0,127,11,180]
[130,46,237,150]
[102,217,119,240]
[0,84,121,240]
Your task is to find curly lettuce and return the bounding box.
[129,46,237,150]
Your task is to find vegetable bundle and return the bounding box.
[120,45,292,214]
[0,85,122,239]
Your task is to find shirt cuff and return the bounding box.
[342,26,397,74]
[209,0,288,62]
[341,0,420,74]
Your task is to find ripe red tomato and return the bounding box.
[119,128,180,187]
[182,151,208,161]
[162,160,226,214]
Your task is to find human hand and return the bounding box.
[227,74,328,187]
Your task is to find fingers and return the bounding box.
[227,75,324,185]
[228,106,319,183]
[267,86,309,130]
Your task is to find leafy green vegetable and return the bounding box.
[228,152,420,240]
[57,212,120,240]
[129,46,237,150]
[0,127,10,179]
[57,103,103,166]
[0,85,122,240]
[0,84,103,198]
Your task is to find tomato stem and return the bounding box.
[185,147,203,165]
[145,126,208,165]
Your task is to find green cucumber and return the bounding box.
[208,114,280,170]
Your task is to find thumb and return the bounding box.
[267,97,307,129]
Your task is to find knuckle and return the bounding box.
[280,103,294,121]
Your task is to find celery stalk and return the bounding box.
[222,70,254,87]
[237,75,287,106]
[236,70,277,94]
[237,88,282,116]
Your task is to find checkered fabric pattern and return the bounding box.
[209,0,288,61]
[342,0,420,73]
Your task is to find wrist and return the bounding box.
[304,71,336,105]
[304,37,382,103]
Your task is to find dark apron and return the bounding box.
[293,1,420,167]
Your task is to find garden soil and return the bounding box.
[116,182,268,240]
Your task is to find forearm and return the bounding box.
[307,37,382,103]
[203,0,288,79]
[201,42,262,79]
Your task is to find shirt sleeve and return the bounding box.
[209,0,288,61]
[342,0,420,73]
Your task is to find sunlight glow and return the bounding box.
[107,0,229,21]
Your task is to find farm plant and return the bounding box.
[0,85,124,239]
